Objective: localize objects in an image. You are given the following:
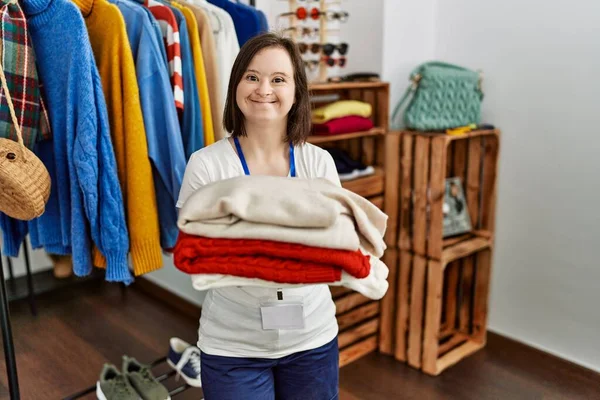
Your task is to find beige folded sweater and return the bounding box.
[189,255,390,300]
[177,175,388,257]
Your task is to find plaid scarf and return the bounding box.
[0,0,50,149]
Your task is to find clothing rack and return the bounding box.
[0,244,21,399]
[0,0,263,396]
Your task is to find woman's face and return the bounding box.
[236,46,296,124]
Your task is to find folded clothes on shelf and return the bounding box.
[311,100,372,124]
[312,115,374,136]
[326,147,375,182]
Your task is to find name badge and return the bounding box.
[260,292,305,330]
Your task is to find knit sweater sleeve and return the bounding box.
[0,213,27,257]
[72,68,131,283]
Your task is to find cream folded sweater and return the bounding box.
[189,255,390,300]
[177,175,388,257]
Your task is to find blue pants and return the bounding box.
[200,338,339,400]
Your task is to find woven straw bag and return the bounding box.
[0,59,51,220]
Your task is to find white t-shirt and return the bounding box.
[177,138,341,358]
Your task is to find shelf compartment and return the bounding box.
[307,127,385,144]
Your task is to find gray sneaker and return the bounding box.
[96,364,140,400]
[122,356,171,400]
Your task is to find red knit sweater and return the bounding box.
[173,232,371,284]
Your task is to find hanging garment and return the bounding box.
[17,0,131,283]
[257,9,268,33]
[144,0,184,112]
[110,0,186,251]
[168,6,204,157]
[72,0,163,276]
[0,0,50,149]
[207,0,260,47]
[141,5,168,68]
[185,0,238,132]
[172,2,214,152]
[178,2,221,142]
[174,232,371,281]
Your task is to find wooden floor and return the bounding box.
[0,280,598,400]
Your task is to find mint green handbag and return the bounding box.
[391,61,484,131]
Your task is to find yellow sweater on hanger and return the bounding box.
[172,2,215,146]
[72,0,163,275]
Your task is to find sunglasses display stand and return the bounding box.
[286,0,329,83]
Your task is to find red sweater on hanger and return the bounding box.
[174,232,371,284]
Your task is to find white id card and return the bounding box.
[260,294,305,330]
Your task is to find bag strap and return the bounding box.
[392,71,423,128]
[390,84,414,129]
[410,61,476,78]
[0,12,27,161]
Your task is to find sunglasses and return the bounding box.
[282,26,340,39]
[283,26,319,39]
[298,42,348,56]
[322,56,347,68]
[303,60,320,71]
[278,7,349,22]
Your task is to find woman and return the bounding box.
[176,33,341,400]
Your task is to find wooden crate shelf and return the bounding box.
[331,286,381,367]
[307,127,386,144]
[397,129,500,260]
[309,81,389,91]
[341,167,385,198]
[394,239,493,376]
[310,82,398,367]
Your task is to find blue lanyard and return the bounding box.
[233,136,296,177]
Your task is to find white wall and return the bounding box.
[434,0,600,372]
[381,0,436,115]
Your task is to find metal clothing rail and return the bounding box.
[63,357,202,400]
[0,244,21,399]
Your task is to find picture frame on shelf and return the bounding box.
[443,177,472,238]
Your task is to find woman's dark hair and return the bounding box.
[223,32,311,146]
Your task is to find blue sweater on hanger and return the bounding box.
[112,0,187,250]
[207,0,261,46]
[9,0,132,284]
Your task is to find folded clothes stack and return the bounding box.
[311,100,374,136]
[326,148,375,182]
[174,175,390,300]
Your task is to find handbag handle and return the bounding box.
[390,85,414,129]
[0,42,27,161]
[410,61,475,77]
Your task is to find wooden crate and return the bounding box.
[309,82,400,365]
[394,238,493,375]
[308,82,389,193]
[397,129,500,260]
[329,248,398,365]
[377,248,398,355]
[331,287,380,367]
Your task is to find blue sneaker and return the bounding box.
[167,338,202,387]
